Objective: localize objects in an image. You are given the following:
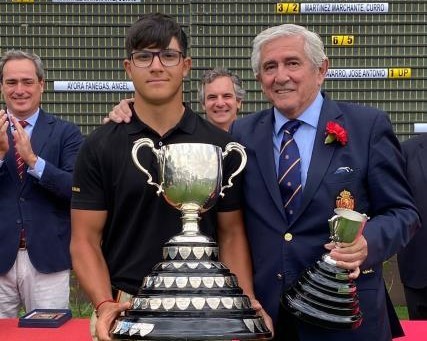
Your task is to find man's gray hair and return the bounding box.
[0,50,45,83]
[251,24,327,76]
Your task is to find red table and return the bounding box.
[398,320,427,340]
[0,318,425,340]
[0,318,91,341]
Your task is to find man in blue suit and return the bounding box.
[398,133,427,320]
[229,24,420,340]
[0,50,83,317]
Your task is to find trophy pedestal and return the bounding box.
[112,239,272,340]
[281,258,362,330]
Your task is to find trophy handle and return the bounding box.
[131,138,163,195]
[219,142,247,197]
[328,215,340,242]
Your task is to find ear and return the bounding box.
[123,59,133,80]
[236,99,242,110]
[319,58,329,77]
[182,57,192,78]
[39,79,45,93]
[317,59,329,86]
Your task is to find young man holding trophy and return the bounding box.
[70,13,270,341]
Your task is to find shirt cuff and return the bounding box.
[27,156,45,179]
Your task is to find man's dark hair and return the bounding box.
[125,13,188,58]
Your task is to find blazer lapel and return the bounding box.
[252,108,288,222]
[6,125,21,182]
[30,110,53,158]
[295,98,343,220]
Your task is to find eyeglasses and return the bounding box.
[130,49,183,68]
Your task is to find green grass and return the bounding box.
[395,305,409,320]
[70,271,93,318]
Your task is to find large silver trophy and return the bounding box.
[282,208,368,330]
[112,138,272,340]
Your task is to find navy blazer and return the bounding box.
[398,134,427,289]
[230,95,420,341]
[0,110,83,274]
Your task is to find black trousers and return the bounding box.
[403,285,427,320]
[273,304,300,341]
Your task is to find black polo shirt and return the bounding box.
[71,105,243,295]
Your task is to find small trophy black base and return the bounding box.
[281,258,362,330]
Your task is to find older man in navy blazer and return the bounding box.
[0,50,83,317]
[398,133,427,320]
[230,24,420,340]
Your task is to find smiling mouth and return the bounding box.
[275,89,293,93]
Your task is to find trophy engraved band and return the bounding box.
[112,139,272,340]
[282,208,368,330]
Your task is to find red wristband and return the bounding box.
[95,298,115,311]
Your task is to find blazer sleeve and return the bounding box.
[362,113,420,268]
[37,122,83,200]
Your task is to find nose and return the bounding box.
[215,96,226,106]
[275,64,290,83]
[150,54,164,70]
[14,82,26,93]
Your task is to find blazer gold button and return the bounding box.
[283,233,293,241]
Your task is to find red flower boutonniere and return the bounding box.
[324,121,348,146]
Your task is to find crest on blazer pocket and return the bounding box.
[336,189,355,210]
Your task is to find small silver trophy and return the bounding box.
[112,138,272,340]
[282,208,368,330]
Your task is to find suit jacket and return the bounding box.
[230,95,420,341]
[0,109,83,274]
[397,134,427,289]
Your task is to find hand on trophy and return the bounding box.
[250,297,274,336]
[324,235,368,279]
[95,300,131,341]
[323,208,369,280]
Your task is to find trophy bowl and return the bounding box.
[282,208,368,330]
[111,139,272,340]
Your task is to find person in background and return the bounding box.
[70,13,270,341]
[106,66,245,132]
[397,133,427,320]
[105,23,420,340]
[0,50,83,317]
[198,67,245,131]
[229,23,419,341]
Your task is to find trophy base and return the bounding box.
[281,259,362,330]
[112,316,271,340]
[112,237,272,340]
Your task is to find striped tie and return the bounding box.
[278,120,302,222]
[15,120,29,181]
